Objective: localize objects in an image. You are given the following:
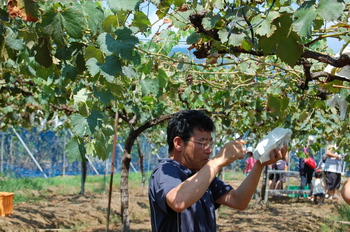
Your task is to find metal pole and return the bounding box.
[63,134,66,176]
[263,166,269,204]
[85,155,100,175]
[12,127,48,179]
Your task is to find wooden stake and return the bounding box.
[106,112,119,232]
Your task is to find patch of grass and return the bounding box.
[319,203,350,232]
[332,203,350,232]
[0,172,150,203]
[1,177,46,191]
[220,169,246,181]
[337,203,350,221]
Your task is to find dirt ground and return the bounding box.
[0,179,349,232]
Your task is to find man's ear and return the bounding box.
[173,136,183,151]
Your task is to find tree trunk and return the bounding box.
[121,151,131,232]
[118,112,174,232]
[136,138,146,188]
[260,166,268,203]
[80,161,87,195]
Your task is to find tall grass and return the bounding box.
[0,172,146,203]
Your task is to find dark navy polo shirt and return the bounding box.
[149,158,233,232]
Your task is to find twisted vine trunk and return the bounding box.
[260,166,268,203]
[80,161,87,195]
[119,113,174,232]
[121,151,131,232]
[137,138,146,188]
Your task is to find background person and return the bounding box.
[272,157,288,190]
[298,146,314,199]
[324,145,343,200]
[312,171,325,205]
[243,146,256,176]
[148,110,288,232]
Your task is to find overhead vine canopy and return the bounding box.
[183,0,350,89]
[0,0,350,160]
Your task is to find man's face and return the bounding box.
[182,128,213,171]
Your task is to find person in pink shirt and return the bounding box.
[243,147,256,176]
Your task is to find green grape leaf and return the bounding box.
[267,94,281,117]
[102,15,118,33]
[115,28,139,60]
[62,64,77,81]
[42,6,85,47]
[140,76,159,96]
[272,14,303,66]
[107,0,139,12]
[158,68,168,89]
[5,29,24,50]
[65,136,86,162]
[123,65,137,79]
[81,1,104,35]
[254,11,279,37]
[228,33,246,46]
[86,58,101,77]
[218,29,229,43]
[34,36,52,68]
[98,28,139,61]
[170,11,191,30]
[85,45,104,64]
[74,88,89,104]
[317,0,345,21]
[61,7,86,39]
[94,88,115,105]
[87,110,103,134]
[293,1,317,37]
[87,134,111,160]
[202,12,220,30]
[156,1,170,19]
[100,55,123,82]
[259,35,276,54]
[55,46,72,60]
[132,11,151,32]
[78,102,90,117]
[70,114,89,137]
[174,0,186,7]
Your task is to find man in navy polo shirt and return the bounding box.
[149,110,287,232]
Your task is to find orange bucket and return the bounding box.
[0,192,14,216]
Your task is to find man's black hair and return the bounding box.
[167,110,215,153]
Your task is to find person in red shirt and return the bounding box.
[243,147,256,176]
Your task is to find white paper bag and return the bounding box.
[253,128,292,163]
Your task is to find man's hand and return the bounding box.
[212,139,247,168]
[261,144,288,166]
